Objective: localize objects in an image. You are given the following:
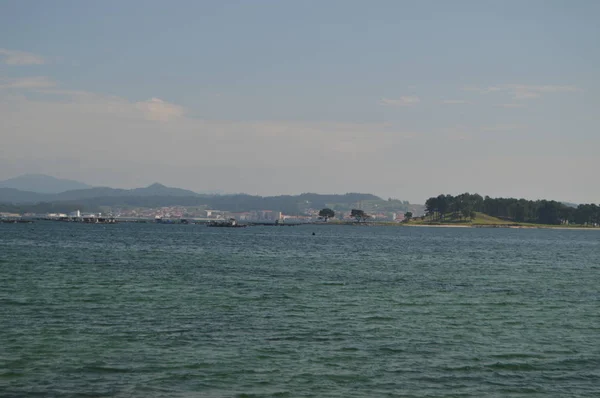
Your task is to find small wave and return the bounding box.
[254,352,294,359]
[153,329,192,334]
[83,365,132,373]
[323,373,371,383]
[378,347,405,353]
[485,362,538,371]
[441,364,480,372]
[547,357,600,369]
[266,336,305,342]
[363,315,395,322]
[182,363,212,370]
[0,371,23,378]
[497,387,544,394]
[0,298,33,306]
[491,352,544,359]
[237,392,291,398]
[486,356,600,373]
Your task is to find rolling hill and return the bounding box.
[0,174,92,193]
[0,176,404,216]
[0,184,392,216]
[0,183,202,204]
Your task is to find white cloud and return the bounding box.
[380,96,420,107]
[465,84,580,101]
[135,97,185,122]
[0,76,56,89]
[0,49,46,65]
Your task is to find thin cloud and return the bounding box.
[498,103,526,108]
[0,49,46,65]
[441,99,470,104]
[465,84,580,101]
[505,84,580,100]
[483,124,525,132]
[380,96,421,107]
[1,89,416,160]
[447,134,470,141]
[0,76,56,89]
[437,125,472,141]
[439,124,524,139]
[10,86,186,122]
[135,97,185,122]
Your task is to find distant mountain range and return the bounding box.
[0,174,92,194]
[0,181,202,204]
[0,174,399,215]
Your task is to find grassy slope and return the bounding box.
[406,212,597,228]
[408,212,518,226]
[325,213,596,229]
[470,212,511,225]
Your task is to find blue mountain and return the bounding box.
[0,174,92,194]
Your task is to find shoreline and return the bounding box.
[314,221,600,230]
[403,223,600,230]
[3,218,599,231]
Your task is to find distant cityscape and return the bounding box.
[1,205,417,223]
[3,175,598,227]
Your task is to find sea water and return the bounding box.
[1,222,599,397]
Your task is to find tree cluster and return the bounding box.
[425,193,600,226]
[481,197,599,225]
[350,209,370,222]
[318,208,335,221]
[571,203,600,225]
[425,193,481,221]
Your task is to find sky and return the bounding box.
[1,0,599,203]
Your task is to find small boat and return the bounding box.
[207,218,247,228]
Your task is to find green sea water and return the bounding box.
[1,222,599,397]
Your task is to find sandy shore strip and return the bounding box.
[404,223,600,230]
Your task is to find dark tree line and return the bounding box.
[425,193,481,222]
[425,193,600,226]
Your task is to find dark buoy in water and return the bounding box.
[312,232,316,236]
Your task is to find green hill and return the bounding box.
[410,212,515,226]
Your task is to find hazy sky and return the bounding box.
[1,0,598,203]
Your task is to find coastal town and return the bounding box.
[1,176,597,227]
[0,205,418,224]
